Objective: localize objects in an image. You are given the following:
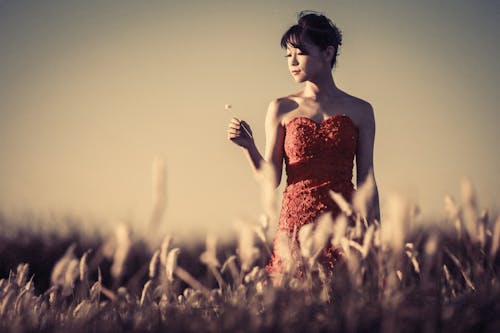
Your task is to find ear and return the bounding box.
[324,45,336,64]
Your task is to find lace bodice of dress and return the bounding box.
[283,114,358,187]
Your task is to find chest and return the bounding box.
[283,115,358,162]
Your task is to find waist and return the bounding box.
[283,178,355,198]
[285,159,353,186]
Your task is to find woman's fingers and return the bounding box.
[227,124,241,134]
[227,117,252,142]
[230,119,241,128]
[228,118,242,134]
[227,131,241,139]
[227,128,241,135]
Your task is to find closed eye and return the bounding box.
[285,52,307,57]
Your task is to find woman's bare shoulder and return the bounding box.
[340,91,372,109]
[341,92,375,126]
[266,95,300,126]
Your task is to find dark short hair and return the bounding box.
[281,10,343,69]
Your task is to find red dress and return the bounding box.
[265,114,358,279]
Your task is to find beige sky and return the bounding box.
[0,0,498,239]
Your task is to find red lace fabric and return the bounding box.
[265,114,358,279]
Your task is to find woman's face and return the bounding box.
[285,41,330,83]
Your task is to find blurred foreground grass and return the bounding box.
[0,178,499,333]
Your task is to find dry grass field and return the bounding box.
[0,177,499,332]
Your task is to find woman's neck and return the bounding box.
[303,72,340,101]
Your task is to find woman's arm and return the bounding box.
[355,102,381,222]
[263,99,285,188]
[227,99,285,188]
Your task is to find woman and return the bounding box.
[227,11,380,280]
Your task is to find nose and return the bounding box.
[289,54,299,66]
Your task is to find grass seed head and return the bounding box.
[236,221,260,272]
[314,213,334,251]
[275,231,294,272]
[63,258,79,296]
[329,190,353,217]
[221,255,237,273]
[166,248,180,281]
[460,177,480,241]
[424,234,439,258]
[381,192,410,252]
[352,169,376,218]
[259,213,270,232]
[332,214,348,247]
[73,300,93,319]
[298,223,315,260]
[244,266,261,284]
[15,263,29,288]
[140,280,153,306]
[490,215,500,259]
[111,224,131,281]
[444,194,460,220]
[79,250,91,283]
[89,281,101,302]
[159,234,172,266]
[149,250,161,280]
[361,225,375,258]
[50,244,76,287]
[200,234,220,268]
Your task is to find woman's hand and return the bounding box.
[227,117,254,149]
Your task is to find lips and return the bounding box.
[291,70,301,75]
